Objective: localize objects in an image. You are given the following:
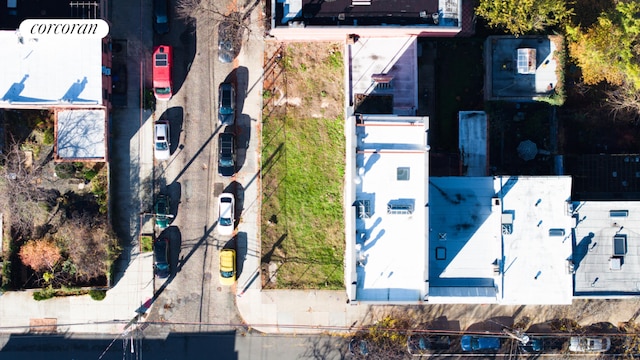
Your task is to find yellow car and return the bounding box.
[219,249,236,285]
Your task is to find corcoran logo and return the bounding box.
[19,19,109,39]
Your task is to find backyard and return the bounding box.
[0,109,118,298]
[261,42,346,289]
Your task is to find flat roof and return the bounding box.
[274,0,460,27]
[484,35,560,101]
[458,111,487,176]
[56,109,106,160]
[428,176,574,304]
[0,31,102,107]
[573,201,640,295]
[350,115,428,302]
[350,37,418,114]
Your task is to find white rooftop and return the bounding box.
[428,176,574,304]
[0,31,103,107]
[56,109,106,160]
[572,201,640,295]
[346,115,428,303]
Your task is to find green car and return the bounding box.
[154,195,173,229]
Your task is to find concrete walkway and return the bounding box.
[0,255,153,334]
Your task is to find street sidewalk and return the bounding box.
[0,255,153,334]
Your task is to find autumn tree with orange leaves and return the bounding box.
[18,239,61,273]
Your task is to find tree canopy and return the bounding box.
[476,0,574,36]
[567,1,640,90]
[19,239,61,272]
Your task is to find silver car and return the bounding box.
[154,121,170,161]
[569,336,611,352]
[217,193,235,236]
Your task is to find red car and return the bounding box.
[152,45,173,101]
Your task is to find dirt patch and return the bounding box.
[263,41,344,121]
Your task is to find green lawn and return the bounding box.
[261,43,346,289]
[261,115,345,289]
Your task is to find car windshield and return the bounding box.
[156,141,168,151]
[155,87,171,95]
[220,158,234,166]
[156,202,166,214]
[220,216,232,226]
[156,15,168,23]
[221,270,233,278]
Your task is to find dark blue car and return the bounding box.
[153,238,170,279]
[461,336,501,352]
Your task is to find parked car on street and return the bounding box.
[153,237,170,278]
[153,0,169,34]
[154,195,172,229]
[152,45,173,101]
[154,120,170,161]
[518,338,543,353]
[407,335,450,355]
[219,248,236,285]
[569,336,611,352]
[217,193,235,236]
[218,133,236,177]
[461,335,501,352]
[217,82,236,126]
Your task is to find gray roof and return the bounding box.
[572,201,640,295]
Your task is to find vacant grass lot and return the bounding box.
[261,42,345,289]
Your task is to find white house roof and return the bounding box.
[428,176,574,304]
[346,114,429,303]
[0,31,102,106]
[572,201,640,295]
[56,109,106,160]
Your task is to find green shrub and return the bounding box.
[141,235,153,252]
[143,89,156,111]
[33,286,55,301]
[89,289,107,301]
[43,128,54,145]
[83,169,98,182]
[92,181,108,214]
[54,163,76,179]
[1,261,11,290]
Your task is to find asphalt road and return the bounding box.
[145,1,243,332]
[0,332,347,360]
[0,332,618,360]
[109,0,244,335]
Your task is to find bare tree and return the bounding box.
[605,82,640,121]
[175,0,255,39]
[57,214,119,281]
[0,140,50,238]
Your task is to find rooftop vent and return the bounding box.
[610,210,629,217]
